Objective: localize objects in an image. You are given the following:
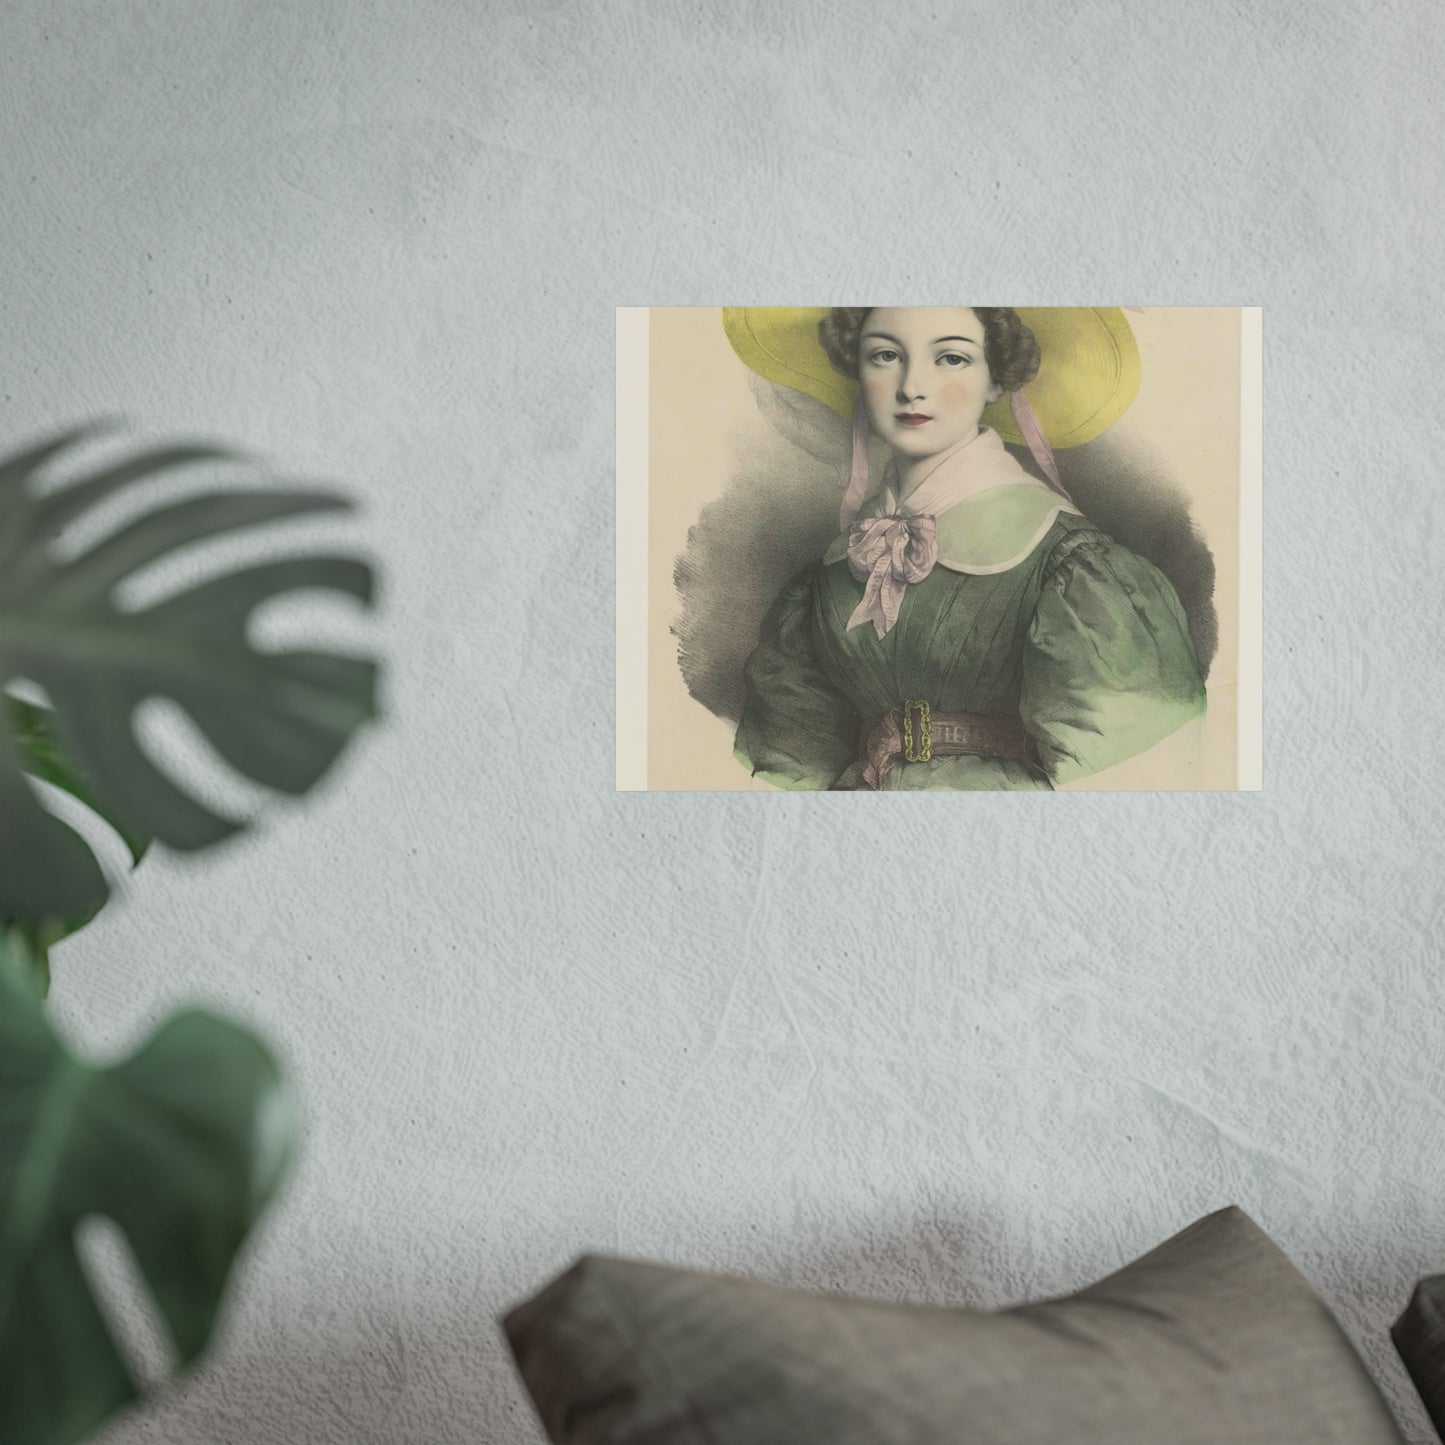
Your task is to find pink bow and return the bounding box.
[846,513,938,638]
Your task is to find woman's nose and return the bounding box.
[896,362,927,403]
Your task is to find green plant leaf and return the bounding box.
[4,696,150,954]
[0,923,50,1001]
[0,425,379,922]
[8,697,150,869]
[0,940,295,1445]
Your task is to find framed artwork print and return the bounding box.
[618,306,1261,793]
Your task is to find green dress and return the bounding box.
[733,482,1207,791]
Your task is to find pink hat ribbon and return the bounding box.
[839,392,872,531]
[1008,387,1075,505]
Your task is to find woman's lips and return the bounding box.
[896,413,932,426]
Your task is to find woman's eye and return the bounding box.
[938,352,972,368]
[868,349,900,365]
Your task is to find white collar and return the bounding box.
[823,426,1083,576]
[883,426,1048,518]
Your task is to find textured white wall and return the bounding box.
[4,2,1441,1441]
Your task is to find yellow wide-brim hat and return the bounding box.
[721,307,1140,449]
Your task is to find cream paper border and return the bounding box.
[617,307,1262,793]
[615,307,648,791]
[1239,306,1263,790]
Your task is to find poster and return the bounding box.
[618,306,1260,793]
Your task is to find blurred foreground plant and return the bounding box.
[0,426,379,1445]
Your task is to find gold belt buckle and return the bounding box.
[902,699,931,763]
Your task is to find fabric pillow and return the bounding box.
[503,1206,1406,1445]
[1394,1275,1445,1441]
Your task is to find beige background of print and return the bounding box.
[626,307,1255,792]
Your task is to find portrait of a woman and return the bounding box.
[724,306,1209,791]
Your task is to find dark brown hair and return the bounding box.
[817,307,1041,390]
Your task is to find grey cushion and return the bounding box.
[1393,1275,1445,1441]
[503,1206,1405,1444]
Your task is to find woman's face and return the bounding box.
[859,307,1004,461]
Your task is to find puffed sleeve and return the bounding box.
[1021,533,1207,785]
[733,563,860,790]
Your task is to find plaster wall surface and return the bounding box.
[2,2,1441,1441]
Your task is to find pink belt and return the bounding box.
[859,700,1041,790]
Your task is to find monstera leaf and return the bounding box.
[4,697,152,994]
[0,424,378,924]
[0,934,295,1445]
[9,695,150,869]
